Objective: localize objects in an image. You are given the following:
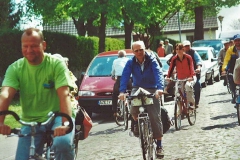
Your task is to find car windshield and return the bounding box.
[87,55,133,76]
[195,50,208,60]
[160,59,169,72]
[192,41,222,53]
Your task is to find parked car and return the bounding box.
[77,49,134,117]
[192,47,220,86]
[192,39,224,58]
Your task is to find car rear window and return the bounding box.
[195,50,208,60]
[87,55,133,77]
[192,41,222,53]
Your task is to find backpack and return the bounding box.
[148,51,163,68]
[161,107,173,134]
[159,94,173,134]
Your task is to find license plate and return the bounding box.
[99,100,112,105]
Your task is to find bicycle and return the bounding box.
[235,85,240,125]
[115,90,131,130]
[0,110,79,160]
[170,78,196,130]
[128,88,161,160]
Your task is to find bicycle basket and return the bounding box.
[131,97,153,106]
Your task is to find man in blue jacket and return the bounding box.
[119,41,164,159]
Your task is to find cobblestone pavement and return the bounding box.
[1,80,240,160]
[77,80,240,160]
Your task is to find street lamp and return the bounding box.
[218,15,224,31]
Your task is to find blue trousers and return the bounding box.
[15,117,75,160]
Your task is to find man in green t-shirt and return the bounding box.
[0,28,75,160]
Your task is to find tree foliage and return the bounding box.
[0,0,22,29]
[24,0,240,48]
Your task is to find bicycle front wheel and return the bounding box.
[237,104,240,125]
[139,119,153,160]
[174,99,182,130]
[187,104,196,125]
[115,100,125,126]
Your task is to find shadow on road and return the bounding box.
[206,92,229,97]
[208,99,231,104]
[89,126,129,136]
[201,121,238,130]
[211,112,236,120]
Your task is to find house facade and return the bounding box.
[43,16,219,43]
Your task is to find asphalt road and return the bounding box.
[1,79,240,160]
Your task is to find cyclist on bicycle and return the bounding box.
[234,58,240,84]
[119,41,164,158]
[218,40,231,86]
[0,28,75,160]
[222,34,240,104]
[111,50,132,117]
[166,43,196,108]
[182,40,202,108]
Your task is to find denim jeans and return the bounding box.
[15,116,75,160]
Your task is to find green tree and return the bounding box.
[0,0,22,29]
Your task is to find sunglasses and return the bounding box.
[134,49,144,52]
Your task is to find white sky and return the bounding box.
[217,5,240,31]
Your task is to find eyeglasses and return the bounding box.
[134,49,144,52]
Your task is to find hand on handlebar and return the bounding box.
[195,68,201,74]
[222,70,226,76]
[118,93,126,100]
[0,124,11,135]
[54,125,70,137]
[155,90,163,99]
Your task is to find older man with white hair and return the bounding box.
[119,41,165,158]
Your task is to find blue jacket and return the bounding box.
[119,52,164,93]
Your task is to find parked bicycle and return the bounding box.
[0,110,79,160]
[127,89,162,160]
[169,78,196,130]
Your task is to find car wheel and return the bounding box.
[208,71,214,85]
[201,79,207,88]
[214,72,220,82]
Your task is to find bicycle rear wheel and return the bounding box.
[174,99,182,130]
[226,76,231,94]
[115,100,125,126]
[124,105,129,130]
[139,118,153,160]
[187,104,196,125]
[237,104,240,125]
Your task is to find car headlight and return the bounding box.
[78,91,95,96]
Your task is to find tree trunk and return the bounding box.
[98,12,107,53]
[124,21,134,49]
[194,6,204,40]
[72,17,86,36]
[87,18,98,36]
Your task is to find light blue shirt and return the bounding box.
[111,57,129,76]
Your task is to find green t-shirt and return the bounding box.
[2,53,73,122]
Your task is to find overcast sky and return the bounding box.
[217,4,240,32]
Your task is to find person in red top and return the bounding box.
[166,43,196,107]
[157,40,165,57]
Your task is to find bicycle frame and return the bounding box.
[235,85,240,125]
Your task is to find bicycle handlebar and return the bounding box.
[0,110,74,134]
